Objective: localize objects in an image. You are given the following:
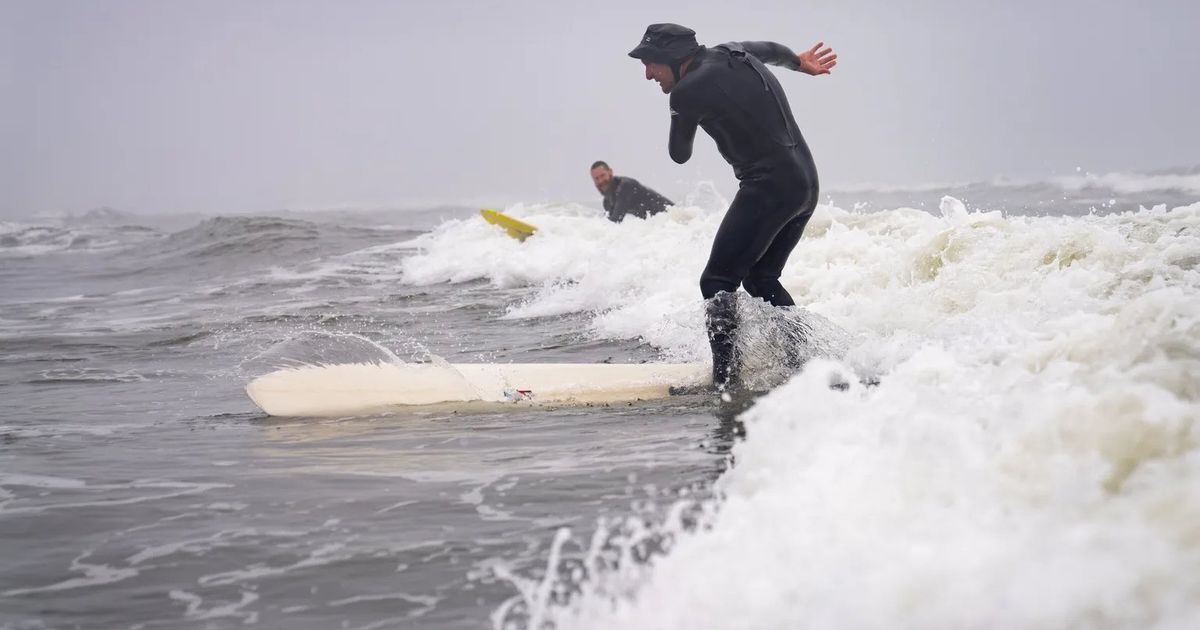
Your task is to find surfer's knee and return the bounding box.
[700,261,742,299]
[700,272,739,300]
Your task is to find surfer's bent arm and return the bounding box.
[668,92,699,164]
[739,41,802,71]
[669,111,698,164]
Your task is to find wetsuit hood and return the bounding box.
[629,23,701,79]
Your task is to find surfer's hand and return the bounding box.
[797,42,837,75]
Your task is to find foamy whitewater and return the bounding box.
[394,191,1200,628]
[2,169,1197,629]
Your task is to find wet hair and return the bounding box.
[590,161,610,171]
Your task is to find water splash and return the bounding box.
[237,330,421,378]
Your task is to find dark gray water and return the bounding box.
[0,207,736,629]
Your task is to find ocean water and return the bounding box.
[1,169,1198,629]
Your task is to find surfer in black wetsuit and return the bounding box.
[629,23,837,390]
[590,160,674,222]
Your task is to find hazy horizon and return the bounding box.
[4,0,1198,217]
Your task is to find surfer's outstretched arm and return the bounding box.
[741,41,837,76]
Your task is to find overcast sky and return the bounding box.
[2,0,1197,217]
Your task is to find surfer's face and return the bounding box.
[643,61,674,94]
[591,166,613,194]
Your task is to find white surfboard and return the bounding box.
[245,362,710,417]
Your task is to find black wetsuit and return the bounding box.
[667,41,819,385]
[602,176,674,222]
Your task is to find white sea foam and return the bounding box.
[419,197,1200,629]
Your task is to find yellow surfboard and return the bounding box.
[480,208,538,242]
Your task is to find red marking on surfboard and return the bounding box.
[504,388,534,402]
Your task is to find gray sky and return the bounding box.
[2,0,1197,217]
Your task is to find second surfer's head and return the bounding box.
[590,160,614,194]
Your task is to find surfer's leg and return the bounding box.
[742,185,818,307]
[737,182,818,373]
[740,212,809,307]
[699,185,791,390]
